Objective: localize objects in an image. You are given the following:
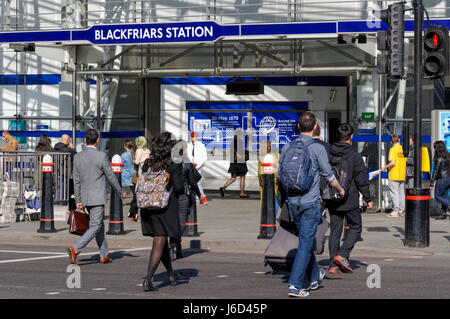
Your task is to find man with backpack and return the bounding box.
[325,124,373,274]
[278,112,345,298]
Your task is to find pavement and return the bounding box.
[1,190,450,259]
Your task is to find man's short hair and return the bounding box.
[85,129,99,145]
[298,112,316,133]
[337,123,354,141]
[391,134,400,144]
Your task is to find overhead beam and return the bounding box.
[159,43,205,67]
[239,42,288,65]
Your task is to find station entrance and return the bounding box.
[1,15,448,210]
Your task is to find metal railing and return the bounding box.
[1,0,449,31]
[0,151,72,205]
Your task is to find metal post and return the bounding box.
[414,0,423,188]
[72,63,77,149]
[404,0,430,248]
[377,74,385,212]
[96,77,102,132]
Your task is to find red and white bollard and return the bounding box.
[258,154,277,239]
[107,155,125,235]
[38,154,56,233]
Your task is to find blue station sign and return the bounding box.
[72,21,240,45]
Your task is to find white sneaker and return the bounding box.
[307,268,326,291]
[288,285,310,298]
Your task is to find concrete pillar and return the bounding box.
[144,78,161,140]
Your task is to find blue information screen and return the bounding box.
[251,112,300,149]
[188,112,248,149]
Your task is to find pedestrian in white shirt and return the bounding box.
[187,132,208,205]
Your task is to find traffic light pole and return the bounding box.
[413,0,423,188]
[404,0,430,248]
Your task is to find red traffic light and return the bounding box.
[423,25,449,78]
[433,33,439,48]
[425,30,444,50]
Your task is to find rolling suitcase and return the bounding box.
[264,205,329,273]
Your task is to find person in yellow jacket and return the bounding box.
[258,140,279,212]
[381,134,407,217]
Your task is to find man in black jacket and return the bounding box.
[54,134,77,158]
[327,124,373,274]
[54,134,77,207]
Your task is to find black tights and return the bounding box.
[146,236,174,280]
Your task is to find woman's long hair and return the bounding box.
[124,139,136,159]
[142,132,174,173]
[35,134,53,152]
[434,141,450,164]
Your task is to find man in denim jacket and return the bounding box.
[281,112,344,298]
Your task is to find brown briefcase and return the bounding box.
[67,210,90,236]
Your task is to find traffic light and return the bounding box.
[424,25,449,78]
[377,2,405,78]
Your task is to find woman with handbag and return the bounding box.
[219,131,250,198]
[134,136,151,176]
[121,140,138,219]
[132,132,185,292]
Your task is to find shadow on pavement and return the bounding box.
[77,250,140,265]
[177,248,209,259]
[153,268,199,288]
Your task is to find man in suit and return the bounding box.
[67,129,126,264]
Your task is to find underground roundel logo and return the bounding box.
[259,116,277,135]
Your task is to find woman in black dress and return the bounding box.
[133,132,184,291]
[219,131,249,198]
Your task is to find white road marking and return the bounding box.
[0,247,150,264]
[217,275,229,278]
[384,259,395,261]
[253,272,265,274]
[92,288,106,291]
[0,250,67,255]
[45,292,61,295]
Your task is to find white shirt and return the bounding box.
[187,141,207,169]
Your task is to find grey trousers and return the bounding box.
[389,180,405,212]
[406,177,414,189]
[73,205,108,259]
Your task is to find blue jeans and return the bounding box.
[287,200,321,289]
[435,176,450,208]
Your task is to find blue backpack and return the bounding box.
[278,138,315,196]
